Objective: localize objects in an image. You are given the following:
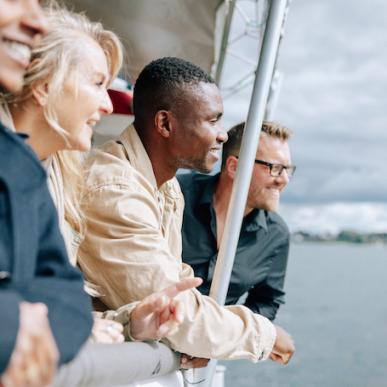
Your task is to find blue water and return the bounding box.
[221,242,387,387]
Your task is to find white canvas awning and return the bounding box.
[65,0,224,80]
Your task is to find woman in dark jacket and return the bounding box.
[0,1,93,386]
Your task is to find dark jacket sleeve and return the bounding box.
[244,227,290,321]
[0,291,22,373]
[20,194,93,365]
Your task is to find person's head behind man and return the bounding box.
[0,0,47,94]
[221,121,295,213]
[133,56,227,174]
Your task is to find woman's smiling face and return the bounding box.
[0,0,47,93]
[52,36,113,152]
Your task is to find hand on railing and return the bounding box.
[270,325,295,365]
[130,277,203,341]
[180,354,210,369]
[91,317,124,343]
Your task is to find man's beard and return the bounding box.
[176,155,213,174]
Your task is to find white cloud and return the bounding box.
[221,0,387,211]
[279,202,387,233]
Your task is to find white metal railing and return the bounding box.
[128,371,184,387]
[129,365,226,387]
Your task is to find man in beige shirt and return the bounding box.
[79,57,295,364]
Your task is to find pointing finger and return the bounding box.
[160,277,202,299]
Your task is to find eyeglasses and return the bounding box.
[234,156,296,178]
[254,159,296,178]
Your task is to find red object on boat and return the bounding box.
[108,89,133,115]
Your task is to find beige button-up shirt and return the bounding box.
[79,124,276,361]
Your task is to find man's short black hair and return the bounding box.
[133,57,215,125]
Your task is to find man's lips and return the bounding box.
[209,146,221,159]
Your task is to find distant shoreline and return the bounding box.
[291,231,387,245]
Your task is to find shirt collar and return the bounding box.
[119,123,180,199]
[0,120,29,140]
[199,173,220,206]
[198,172,268,232]
[245,209,268,232]
[119,124,158,189]
[0,103,14,131]
[0,104,30,141]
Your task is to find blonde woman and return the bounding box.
[0,4,201,385]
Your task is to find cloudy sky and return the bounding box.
[221,0,387,233]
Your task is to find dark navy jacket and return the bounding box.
[0,122,93,373]
[178,172,290,321]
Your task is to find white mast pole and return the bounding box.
[187,1,289,386]
[215,0,237,86]
[211,0,288,312]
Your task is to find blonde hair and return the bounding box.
[221,121,292,169]
[261,121,292,141]
[7,4,123,237]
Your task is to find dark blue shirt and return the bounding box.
[178,172,290,321]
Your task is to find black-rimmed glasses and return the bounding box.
[234,156,296,177]
[254,159,296,178]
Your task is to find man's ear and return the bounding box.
[154,110,172,138]
[225,155,238,179]
[31,82,49,107]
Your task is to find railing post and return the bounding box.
[215,0,237,86]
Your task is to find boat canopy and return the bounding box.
[65,0,225,80]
